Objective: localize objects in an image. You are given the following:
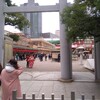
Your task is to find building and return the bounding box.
[42,32,59,39]
[55,30,60,37]
[29,38,56,54]
[5,30,56,55]
[21,0,42,38]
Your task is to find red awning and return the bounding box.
[13,48,38,53]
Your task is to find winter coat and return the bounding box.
[0,64,23,100]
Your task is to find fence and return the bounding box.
[12,90,96,100]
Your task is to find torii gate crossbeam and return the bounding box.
[0,0,73,81]
[4,5,59,13]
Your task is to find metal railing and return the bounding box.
[12,90,96,100]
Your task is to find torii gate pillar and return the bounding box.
[59,0,72,81]
[0,0,5,65]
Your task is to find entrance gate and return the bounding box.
[0,0,100,81]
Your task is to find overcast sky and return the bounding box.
[5,0,74,34]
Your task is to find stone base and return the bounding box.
[58,78,73,83]
[95,80,100,83]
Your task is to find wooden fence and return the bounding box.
[12,90,96,100]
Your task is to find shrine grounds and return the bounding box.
[0,58,100,100]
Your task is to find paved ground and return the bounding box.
[0,58,100,100]
[19,58,89,72]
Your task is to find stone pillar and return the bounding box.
[94,41,100,82]
[0,0,5,65]
[59,0,72,81]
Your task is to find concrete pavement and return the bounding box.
[0,58,100,100]
[17,59,100,100]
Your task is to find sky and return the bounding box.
[5,0,74,34]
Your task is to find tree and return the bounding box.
[61,0,100,81]
[8,34,19,42]
[61,0,100,42]
[5,0,12,6]
[5,0,30,30]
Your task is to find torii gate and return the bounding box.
[0,0,72,81]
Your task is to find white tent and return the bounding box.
[77,46,85,49]
[71,44,78,48]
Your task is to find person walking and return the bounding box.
[44,54,47,61]
[58,53,60,62]
[28,54,34,68]
[26,54,30,68]
[0,59,23,100]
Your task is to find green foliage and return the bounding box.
[8,34,19,42]
[5,13,30,30]
[61,0,100,42]
[5,0,30,30]
[5,0,12,6]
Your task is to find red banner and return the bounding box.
[13,48,38,53]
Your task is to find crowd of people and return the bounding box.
[15,53,53,68]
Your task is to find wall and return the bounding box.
[4,36,13,67]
